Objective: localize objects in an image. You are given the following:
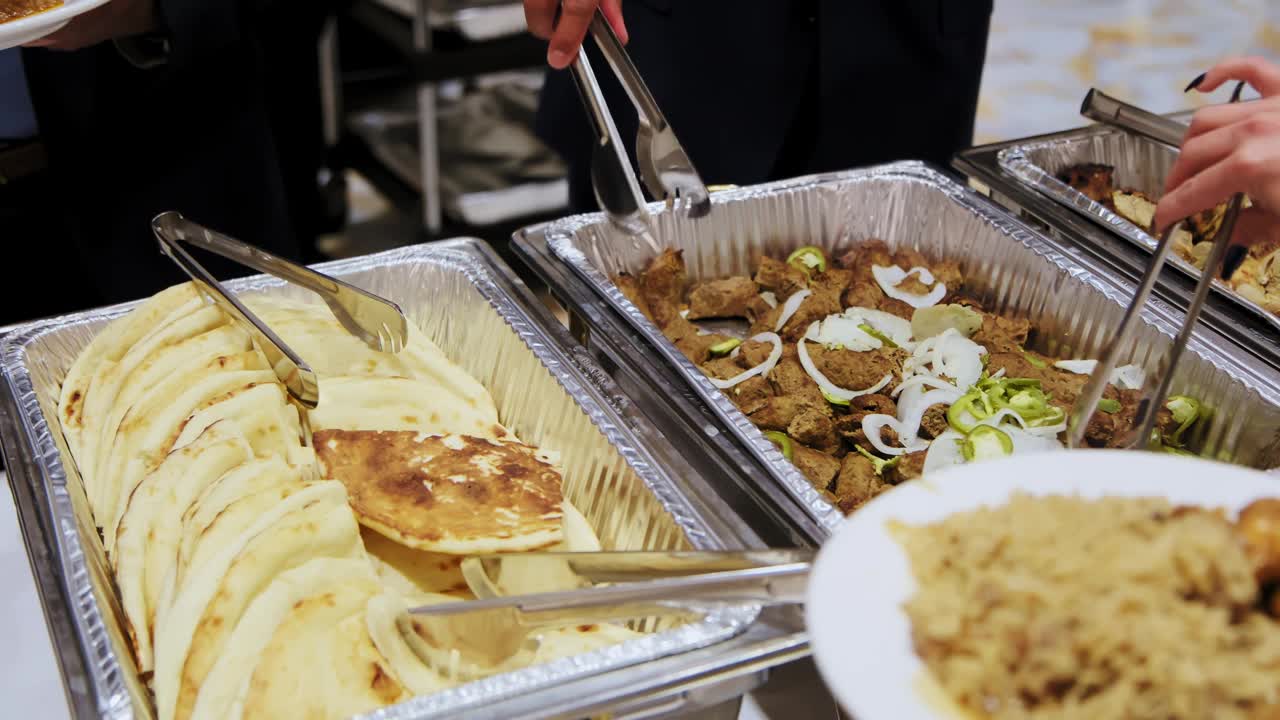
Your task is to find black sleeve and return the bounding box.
[153,0,245,72]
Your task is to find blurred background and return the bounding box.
[316,0,1280,264]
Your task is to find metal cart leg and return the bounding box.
[319,14,342,150]
[413,0,443,233]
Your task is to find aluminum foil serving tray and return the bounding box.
[0,239,762,719]
[520,161,1280,538]
[996,119,1280,341]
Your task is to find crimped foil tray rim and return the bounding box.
[996,133,1280,338]
[538,160,1280,539]
[0,239,758,720]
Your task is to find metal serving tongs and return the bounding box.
[567,10,711,237]
[404,550,811,668]
[152,212,409,355]
[1080,88,1189,148]
[153,214,321,421]
[1066,83,1248,450]
[586,10,711,218]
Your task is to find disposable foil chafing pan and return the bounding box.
[528,160,1280,537]
[996,120,1280,339]
[0,239,760,719]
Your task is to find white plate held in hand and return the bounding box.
[0,0,113,52]
[805,450,1280,719]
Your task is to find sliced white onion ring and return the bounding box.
[1053,360,1146,390]
[797,323,893,401]
[896,386,965,441]
[759,291,778,309]
[891,374,961,398]
[843,307,915,348]
[907,328,985,390]
[1111,364,1146,390]
[809,315,881,352]
[708,332,782,389]
[862,414,931,457]
[982,408,1067,437]
[872,264,947,309]
[775,289,811,332]
[1053,359,1096,374]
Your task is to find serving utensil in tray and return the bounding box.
[152,211,410,356]
[0,239,799,720]
[568,8,710,236]
[586,10,711,219]
[408,550,812,671]
[1079,88,1186,148]
[979,93,1280,355]
[513,161,1280,541]
[1067,86,1249,449]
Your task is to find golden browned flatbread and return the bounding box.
[315,430,565,554]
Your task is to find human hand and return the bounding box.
[524,0,626,70]
[1154,56,1280,244]
[23,0,156,51]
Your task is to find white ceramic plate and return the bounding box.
[0,0,113,51]
[805,449,1280,720]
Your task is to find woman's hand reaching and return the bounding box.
[1155,56,1280,252]
[524,0,626,70]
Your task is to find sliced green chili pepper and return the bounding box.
[855,445,900,476]
[786,246,828,274]
[1027,405,1066,428]
[708,338,742,357]
[1023,352,1047,369]
[1162,444,1196,458]
[1164,395,1202,446]
[858,323,899,348]
[947,391,983,433]
[763,431,794,460]
[1096,398,1121,414]
[823,391,851,407]
[962,425,1014,462]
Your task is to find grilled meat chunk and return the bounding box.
[753,256,808,301]
[687,277,758,320]
[829,453,890,513]
[808,346,904,395]
[793,445,841,490]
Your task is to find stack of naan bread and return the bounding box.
[57,283,639,720]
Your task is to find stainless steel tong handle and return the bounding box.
[1067,84,1248,449]
[409,562,810,622]
[570,52,654,237]
[1117,193,1246,448]
[588,10,711,218]
[152,211,409,355]
[152,215,321,410]
[1081,88,1188,148]
[400,550,809,672]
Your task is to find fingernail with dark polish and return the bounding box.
[1184,72,1206,92]
[1222,245,1247,280]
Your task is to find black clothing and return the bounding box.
[536,0,993,213]
[19,0,298,309]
